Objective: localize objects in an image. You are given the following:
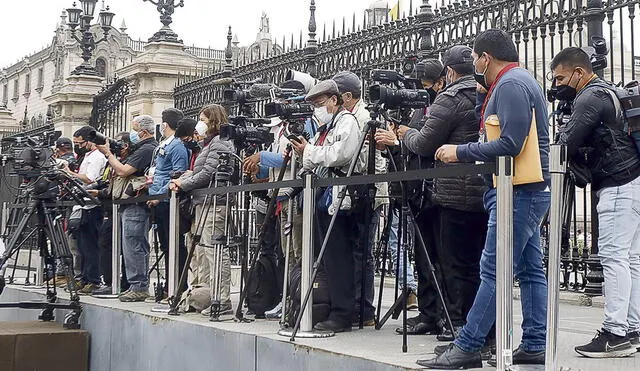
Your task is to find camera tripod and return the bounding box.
[0,172,100,329]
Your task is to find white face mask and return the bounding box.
[314,106,334,125]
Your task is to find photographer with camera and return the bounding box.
[290,79,364,333]
[96,115,158,302]
[550,47,640,358]
[378,46,489,343]
[373,59,447,334]
[90,132,132,296]
[54,137,78,171]
[170,104,235,316]
[66,126,107,294]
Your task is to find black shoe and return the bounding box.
[487,345,544,367]
[314,320,352,333]
[628,331,640,352]
[437,326,463,342]
[91,285,113,296]
[417,343,482,369]
[435,341,494,361]
[575,329,636,358]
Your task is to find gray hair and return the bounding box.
[132,115,155,133]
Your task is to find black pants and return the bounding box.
[315,207,358,326]
[76,208,102,285]
[413,206,444,325]
[437,207,488,326]
[255,208,282,293]
[353,200,375,321]
[98,214,129,290]
[154,202,187,293]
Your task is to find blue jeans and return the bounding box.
[388,207,417,292]
[597,175,640,336]
[120,205,151,292]
[455,188,550,353]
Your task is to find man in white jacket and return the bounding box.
[291,79,364,332]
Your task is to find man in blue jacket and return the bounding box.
[419,29,551,369]
[148,108,189,295]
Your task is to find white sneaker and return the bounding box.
[265,302,283,319]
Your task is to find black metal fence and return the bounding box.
[89,78,130,139]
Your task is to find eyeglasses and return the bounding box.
[311,99,328,109]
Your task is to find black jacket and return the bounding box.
[404,75,487,212]
[558,78,640,191]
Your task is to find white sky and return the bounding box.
[0,0,417,69]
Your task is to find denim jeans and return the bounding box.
[455,188,550,353]
[597,174,640,336]
[387,207,417,292]
[120,205,151,292]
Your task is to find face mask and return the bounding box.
[474,55,490,91]
[195,121,208,136]
[555,71,579,101]
[183,139,201,152]
[426,88,438,104]
[314,106,334,125]
[130,130,140,144]
[74,145,87,157]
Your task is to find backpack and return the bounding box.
[603,80,640,154]
[246,254,281,317]
[285,262,331,328]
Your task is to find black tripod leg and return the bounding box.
[374,204,394,326]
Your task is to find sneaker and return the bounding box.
[47,275,67,287]
[626,331,640,352]
[352,317,376,327]
[575,329,636,358]
[118,290,150,302]
[265,302,283,319]
[201,301,232,316]
[78,283,99,295]
[118,288,132,298]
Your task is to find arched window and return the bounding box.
[95,58,107,77]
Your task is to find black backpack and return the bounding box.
[603,80,640,154]
[246,254,281,317]
[285,262,331,328]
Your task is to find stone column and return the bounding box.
[116,41,198,123]
[43,74,103,138]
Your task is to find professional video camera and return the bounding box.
[1,131,62,179]
[368,69,431,110]
[220,117,274,148]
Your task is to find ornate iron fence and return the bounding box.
[90,78,130,138]
[175,0,640,294]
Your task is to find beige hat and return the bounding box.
[305,79,340,101]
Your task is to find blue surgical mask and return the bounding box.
[130,129,140,144]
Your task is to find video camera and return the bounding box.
[1,131,61,179]
[220,117,274,148]
[368,69,431,110]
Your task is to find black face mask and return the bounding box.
[427,88,438,104]
[555,71,579,102]
[474,55,490,91]
[183,140,201,152]
[74,146,87,157]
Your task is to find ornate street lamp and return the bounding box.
[66,0,115,75]
[142,0,185,43]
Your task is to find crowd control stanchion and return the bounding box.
[496,156,514,371]
[168,190,180,298]
[278,173,334,339]
[545,145,567,371]
[111,203,121,296]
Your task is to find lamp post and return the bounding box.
[143,0,185,43]
[66,0,115,75]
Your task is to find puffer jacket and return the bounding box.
[179,135,235,205]
[558,78,640,191]
[403,75,486,212]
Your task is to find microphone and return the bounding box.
[249,84,279,98]
[209,77,235,86]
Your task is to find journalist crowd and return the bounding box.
[47,29,640,368]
